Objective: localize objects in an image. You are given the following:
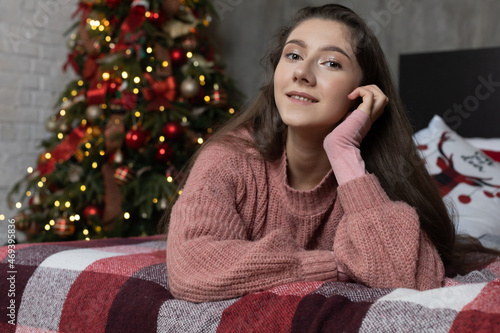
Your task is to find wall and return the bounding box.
[1,0,499,242]
[0,0,77,242]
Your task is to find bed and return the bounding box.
[2,47,500,332]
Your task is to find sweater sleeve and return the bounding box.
[166,144,338,302]
[323,110,371,184]
[332,174,445,290]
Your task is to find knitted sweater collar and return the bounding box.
[269,150,338,216]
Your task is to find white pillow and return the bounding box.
[465,138,500,152]
[413,115,500,238]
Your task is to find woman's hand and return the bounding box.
[323,84,388,185]
[347,84,388,124]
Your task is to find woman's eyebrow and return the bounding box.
[319,45,351,60]
[285,39,351,60]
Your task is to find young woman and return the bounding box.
[164,4,485,303]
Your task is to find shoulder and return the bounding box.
[185,129,267,192]
[195,129,261,169]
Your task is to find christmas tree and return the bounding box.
[7,0,241,242]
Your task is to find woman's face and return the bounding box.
[274,19,363,135]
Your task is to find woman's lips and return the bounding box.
[286,91,319,104]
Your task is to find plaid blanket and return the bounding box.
[1,236,499,333]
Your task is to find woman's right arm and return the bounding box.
[166,144,337,302]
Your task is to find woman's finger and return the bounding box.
[348,87,374,117]
[348,85,388,123]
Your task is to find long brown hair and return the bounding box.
[163,4,498,274]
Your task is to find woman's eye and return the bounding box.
[325,61,341,69]
[285,53,301,61]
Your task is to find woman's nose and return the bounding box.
[293,61,316,85]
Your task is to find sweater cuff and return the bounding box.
[337,174,392,214]
[297,251,338,282]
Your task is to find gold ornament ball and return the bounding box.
[45,116,58,132]
[86,105,103,121]
[32,193,42,206]
[59,121,70,133]
[67,165,83,183]
[67,37,76,49]
[180,78,200,98]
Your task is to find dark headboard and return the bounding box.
[399,47,500,138]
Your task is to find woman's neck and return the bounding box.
[285,129,331,190]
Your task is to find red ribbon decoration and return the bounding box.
[120,4,147,41]
[87,81,108,105]
[109,90,138,111]
[112,30,145,56]
[63,50,80,74]
[82,56,99,81]
[51,125,87,162]
[71,2,92,20]
[37,125,88,176]
[143,73,177,111]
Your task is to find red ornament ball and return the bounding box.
[53,217,75,237]
[125,127,147,149]
[114,166,135,185]
[170,48,187,65]
[163,122,183,140]
[155,143,174,162]
[83,205,102,219]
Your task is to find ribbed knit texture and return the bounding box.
[323,110,371,184]
[166,131,445,302]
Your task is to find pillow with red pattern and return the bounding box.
[413,115,500,238]
[466,138,500,162]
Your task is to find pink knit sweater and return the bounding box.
[166,120,445,303]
